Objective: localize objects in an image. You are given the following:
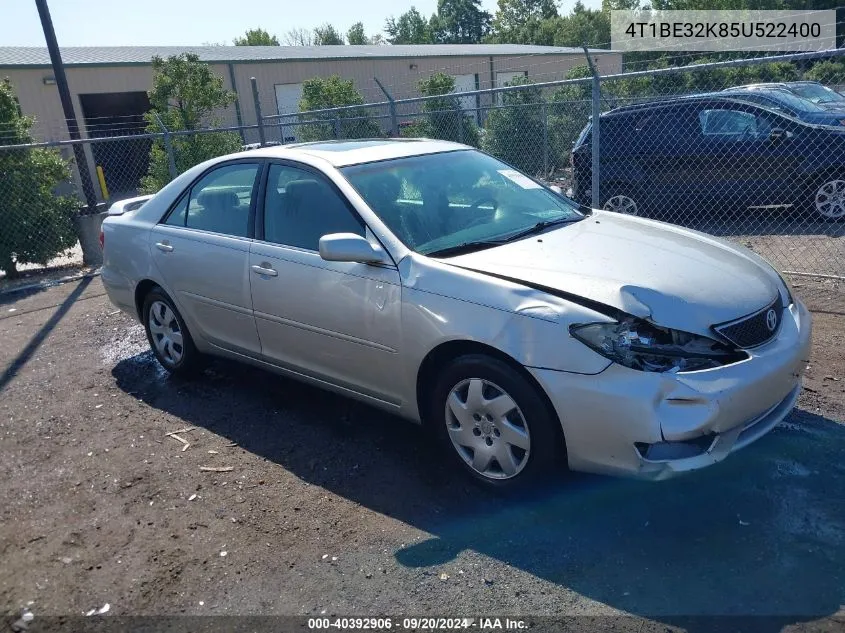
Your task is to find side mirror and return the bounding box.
[319,233,387,264]
[549,185,564,195]
[770,128,793,141]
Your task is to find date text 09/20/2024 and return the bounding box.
[307,617,528,630]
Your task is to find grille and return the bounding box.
[713,295,784,349]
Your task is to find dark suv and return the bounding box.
[571,96,845,221]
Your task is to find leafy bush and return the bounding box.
[0,79,78,278]
[403,73,480,147]
[140,54,242,194]
[482,76,547,176]
[546,66,593,168]
[805,60,845,85]
[298,76,382,142]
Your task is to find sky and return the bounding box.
[3,0,600,47]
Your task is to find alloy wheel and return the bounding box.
[815,179,845,220]
[444,378,531,480]
[603,194,639,216]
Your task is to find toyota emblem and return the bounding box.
[765,309,778,332]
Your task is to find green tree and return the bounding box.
[490,0,558,43]
[805,59,845,84]
[385,7,433,44]
[347,22,368,45]
[552,2,610,47]
[0,79,78,278]
[547,65,593,166]
[298,76,382,141]
[314,23,345,45]
[140,54,241,193]
[482,76,549,175]
[233,28,280,46]
[403,73,480,146]
[430,0,492,43]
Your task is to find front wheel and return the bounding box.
[809,177,845,221]
[430,355,561,490]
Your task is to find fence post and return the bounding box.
[251,77,266,147]
[333,115,341,139]
[542,102,549,178]
[374,77,399,137]
[583,45,601,209]
[152,113,177,181]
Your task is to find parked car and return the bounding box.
[572,95,845,221]
[729,81,845,111]
[101,139,811,489]
[721,86,845,126]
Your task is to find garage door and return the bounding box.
[495,71,528,104]
[274,83,303,143]
[452,74,478,112]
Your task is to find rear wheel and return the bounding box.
[430,354,560,490]
[809,177,845,221]
[601,186,643,217]
[142,287,202,375]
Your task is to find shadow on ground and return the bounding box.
[112,354,845,631]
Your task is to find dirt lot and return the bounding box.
[0,276,844,631]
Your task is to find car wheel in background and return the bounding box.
[810,176,845,221]
[601,186,642,217]
[431,354,560,490]
[142,287,202,376]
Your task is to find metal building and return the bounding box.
[0,44,621,197]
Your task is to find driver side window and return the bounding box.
[698,109,761,142]
[263,163,364,250]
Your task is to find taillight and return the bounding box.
[98,227,105,250]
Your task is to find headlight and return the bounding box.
[570,318,746,373]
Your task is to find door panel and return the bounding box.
[249,162,403,402]
[250,244,403,401]
[150,161,262,356]
[695,107,799,207]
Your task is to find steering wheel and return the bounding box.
[462,196,499,229]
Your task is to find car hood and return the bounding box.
[443,211,780,337]
[816,102,845,112]
[805,111,845,125]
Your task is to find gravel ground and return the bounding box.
[0,278,843,631]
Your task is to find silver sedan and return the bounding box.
[101,139,812,489]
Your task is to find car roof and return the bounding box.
[723,86,791,95]
[604,94,775,117]
[236,138,469,167]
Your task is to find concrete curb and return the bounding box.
[0,269,101,298]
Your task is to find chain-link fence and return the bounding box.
[2,49,843,285]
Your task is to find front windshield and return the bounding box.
[789,83,845,104]
[341,150,583,255]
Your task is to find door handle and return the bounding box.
[251,264,278,277]
[155,242,174,253]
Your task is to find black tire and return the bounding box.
[141,286,203,376]
[430,354,562,491]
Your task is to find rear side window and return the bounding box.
[162,163,260,237]
[164,195,188,227]
[574,123,591,148]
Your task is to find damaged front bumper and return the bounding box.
[528,299,812,480]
